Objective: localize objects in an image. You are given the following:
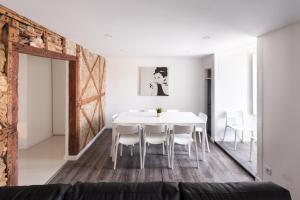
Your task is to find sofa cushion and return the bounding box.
[179,182,291,200]
[65,182,180,200]
[0,184,71,200]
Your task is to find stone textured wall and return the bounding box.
[0,7,105,186]
[0,43,8,129]
[0,41,8,186]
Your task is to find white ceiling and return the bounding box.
[2,0,300,57]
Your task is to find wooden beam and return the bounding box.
[6,127,17,186]
[12,43,76,61]
[3,21,20,186]
[78,93,105,105]
[68,45,80,155]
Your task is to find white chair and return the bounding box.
[114,125,142,169]
[223,111,255,150]
[247,115,257,162]
[143,124,170,168]
[170,125,199,169]
[167,109,179,112]
[195,112,210,152]
[112,113,118,121]
[112,113,134,157]
[166,109,179,134]
[249,134,257,162]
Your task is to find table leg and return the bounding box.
[111,124,116,162]
[202,123,206,161]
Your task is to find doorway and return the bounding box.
[17,54,69,185]
[214,45,258,177]
[205,69,212,137]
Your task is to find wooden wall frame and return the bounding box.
[11,42,80,154]
[9,43,80,185]
[0,6,89,185]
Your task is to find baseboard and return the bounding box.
[64,127,106,161]
[215,142,256,179]
[255,176,262,182]
[45,160,68,184]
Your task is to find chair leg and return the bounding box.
[131,145,134,157]
[194,134,200,169]
[198,132,202,144]
[249,138,254,162]
[223,126,227,141]
[120,144,123,157]
[234,130,238,150]
[241,131,244,143]
[143,141,146,168]
[114,142,119,170]
[188,144,191,157]
[172,138,175,169]
[168,138,172,168]
[162,143,165,155]
[166,140,170,168]
[205,132,210,153]
[139,142,142,169]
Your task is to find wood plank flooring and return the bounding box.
[216,141,257,175]
[49,129,253,184]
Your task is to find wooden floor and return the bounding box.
[49,129,253,184]
[216,141,257,175]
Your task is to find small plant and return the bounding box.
[156,107,163,113]
[156,107,163,117]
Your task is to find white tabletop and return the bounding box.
[113,112,204,124]
[111,111,207,162]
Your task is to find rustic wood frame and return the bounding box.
[8,44,80,184]
[0,5,103,185]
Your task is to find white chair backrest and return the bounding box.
[144,124,167,134]
[117,125,139,135]
[198,112,208,123]
[112,113,118,121]
[245,114,257,130]
[173,125,194,134]
[167,109,179,112]
[148,109,156,112]
[129,109,143,112]
[226,111,244,126]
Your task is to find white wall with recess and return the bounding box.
[105,57,205,127]
[258,21,300,200]
[18,54,68,150]
[18,54,53,149]
[52,59,68,136]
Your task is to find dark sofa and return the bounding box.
[0,182,291,200]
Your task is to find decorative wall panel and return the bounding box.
[78,47,105,150]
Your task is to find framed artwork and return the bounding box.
[139,67,169,96]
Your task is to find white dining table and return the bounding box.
[111,111,207,162]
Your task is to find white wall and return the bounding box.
[18,54,28,149]
[258,21,300,200]
[18,55,68,150]
[52,59,68,136]
[105,57,204,127]
[18,54,53,149]
[213,44,255,142]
